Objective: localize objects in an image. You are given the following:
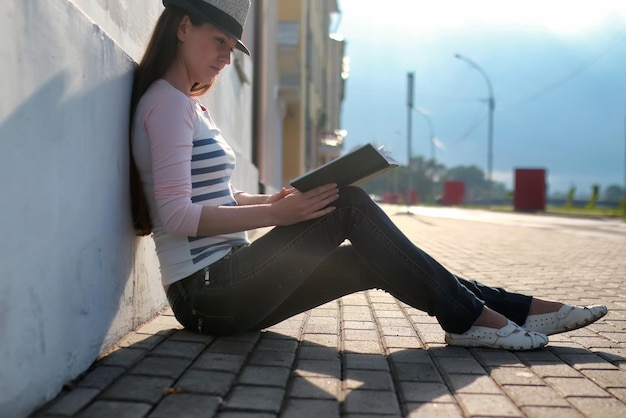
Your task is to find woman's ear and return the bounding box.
[177,15,192,42]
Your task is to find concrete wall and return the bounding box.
[0,1,255,417]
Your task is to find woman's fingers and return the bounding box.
[304,185,338,210]
[272,184,339,225]
[304,183,338,203]
[300,184,338,219]
[308,204,336,220]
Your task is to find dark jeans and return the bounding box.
[167,186,531,335]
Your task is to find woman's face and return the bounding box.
[176,16,237,85]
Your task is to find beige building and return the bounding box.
[277,0,348,185]
[251,1,283,193]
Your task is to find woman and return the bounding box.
[130,0,607,350]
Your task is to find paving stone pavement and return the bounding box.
[33,207,626,418]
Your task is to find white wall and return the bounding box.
[0,1,254,417]
[71,0,163,63]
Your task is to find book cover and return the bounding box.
[290,143,398,192]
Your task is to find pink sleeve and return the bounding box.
[144,94,203,236]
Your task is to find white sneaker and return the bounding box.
[445,320,548,351]
[523,304,608,336]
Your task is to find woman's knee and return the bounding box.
[338,186,371,206]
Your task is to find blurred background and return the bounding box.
[336,0,626,207]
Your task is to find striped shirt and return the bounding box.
[132,79,249,285]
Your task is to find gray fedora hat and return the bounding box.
[163,0,251,55]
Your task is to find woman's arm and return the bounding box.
[233,187,293,206]
[144,87,338,238]
[196,183,339,236]
[144,91,203,236]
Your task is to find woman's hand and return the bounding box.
[197,184,339,237]
[264,186,296,204]
[269,183,339,225]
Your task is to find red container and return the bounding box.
[442,181,465,206]
[406,190,419,205]
[382,193,402,204]
[513,168,546,211]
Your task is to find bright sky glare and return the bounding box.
[336,0,626,194]
[338,0,626,35]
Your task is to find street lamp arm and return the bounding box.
[414,107,435,140]
[454,53,494,105]
[454,52,495,205]
[413,107,437,162]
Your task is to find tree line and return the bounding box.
[359,155,625,207]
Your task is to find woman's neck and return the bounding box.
[163,64,192,96]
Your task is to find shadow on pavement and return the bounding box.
[33,326,626,417]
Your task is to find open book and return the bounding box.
[290,143,398,192]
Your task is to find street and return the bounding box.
[34,205,626,418]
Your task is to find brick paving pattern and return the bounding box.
[33,208,626,417]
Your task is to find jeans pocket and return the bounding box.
[205,256,236,287]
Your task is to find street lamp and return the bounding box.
[623,102,626,214]
[414,106,436,162]
[406,71,415,207]
[414,106,439,203]
[454,53,495,205]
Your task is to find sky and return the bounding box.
[335,0,626,195]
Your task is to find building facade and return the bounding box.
[277,0,347,185]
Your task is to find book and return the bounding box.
[290,143,398,192]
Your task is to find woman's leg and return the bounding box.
[186,186,486,335]
[170,243,376,335]
[251,251,536,332]
[250,244,375,330]
[456,277,532,326]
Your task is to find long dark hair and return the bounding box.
[129,7,214,236]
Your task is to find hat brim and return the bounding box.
[234,40,250,56]
[163,0,250,55]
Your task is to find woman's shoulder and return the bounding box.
[143,80,193,106]
[138,80,196,118]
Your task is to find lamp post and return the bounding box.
[414,107,439,203]
[414,107,436,162]
[454,53,495,205]
[406,71,415,207]
[623,102,626,214]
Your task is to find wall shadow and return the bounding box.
[0,52,161,418]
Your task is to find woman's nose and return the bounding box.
[221,49,232,65]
